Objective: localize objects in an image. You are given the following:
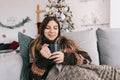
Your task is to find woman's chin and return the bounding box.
[47,37,56,41]
[49,38,56,41]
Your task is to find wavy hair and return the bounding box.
[29,16,60,60]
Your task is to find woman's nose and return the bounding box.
[50,28,54,32]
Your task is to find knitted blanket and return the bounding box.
[46,64,120,80]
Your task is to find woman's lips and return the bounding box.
[48,34,56,38]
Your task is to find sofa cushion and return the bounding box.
[96,28,120,68]
[0,43,11,50]
[18,32,33,80]
[8,41,19,50]
[62,29,99,65]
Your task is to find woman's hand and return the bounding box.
[40,44,52,59]
[49,51,64,64]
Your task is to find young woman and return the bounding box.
[29,16,92,80]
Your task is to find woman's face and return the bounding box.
[44,20,59,41]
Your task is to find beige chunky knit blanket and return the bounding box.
[46,64,120,80]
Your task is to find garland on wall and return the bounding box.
[0,16,31,29]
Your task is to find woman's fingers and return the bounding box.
[49,53,59,59]
[40,44,52,58]
[49,51,64,63]
[53,58,62,63]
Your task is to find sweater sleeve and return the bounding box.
[35,51,49,69]
[30,51,49,77]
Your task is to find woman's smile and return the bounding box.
[48,33,57,39]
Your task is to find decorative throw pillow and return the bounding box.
[0,43,11,50]
[18,32,33,80]
[62,29,99,65]
[96,28,120,68]
[8,41,19,50]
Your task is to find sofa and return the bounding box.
[0,28,120,80]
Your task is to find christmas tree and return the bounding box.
[45,0,74,32]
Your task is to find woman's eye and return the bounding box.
[46,27,50,29]
[54,26,58,29]
[45,26,58,30]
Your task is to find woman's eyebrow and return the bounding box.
[54,25,58,27]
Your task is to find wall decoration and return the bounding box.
[0,17,31,29]
[22,29,26,33]
[2,34,6,38]
[80,11,109,27]
[36,4,46,22]
[78,0,110,28]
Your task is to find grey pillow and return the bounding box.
[62,29,99,65]
[18,32,33,80]
[96,28,120,68]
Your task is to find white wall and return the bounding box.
[110,0,120,28]
[0,0,110,43]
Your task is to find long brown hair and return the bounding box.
[29,16,61,59]
[57,36,82,54]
